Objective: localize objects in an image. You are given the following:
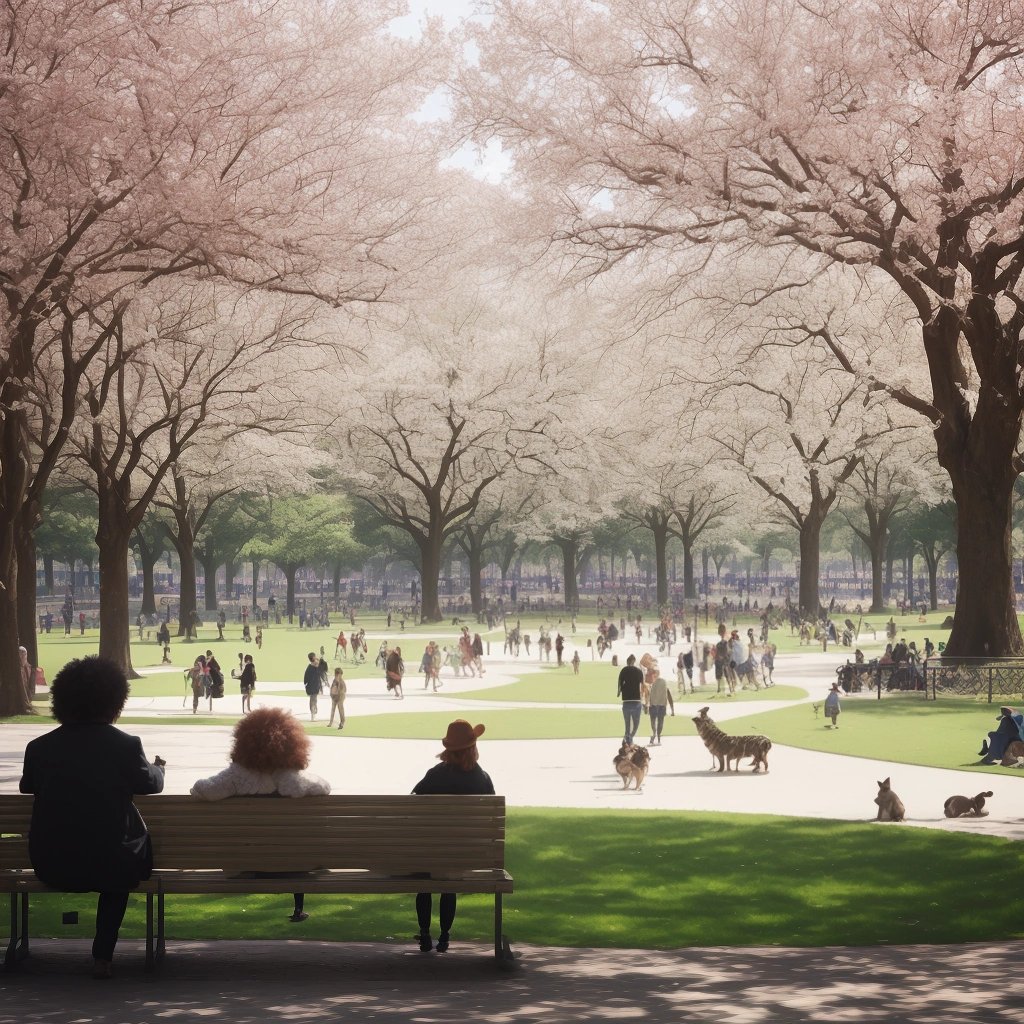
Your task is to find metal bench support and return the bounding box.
[5,893,29,967]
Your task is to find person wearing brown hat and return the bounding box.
[824,682,842,729]
[411,720,495,953]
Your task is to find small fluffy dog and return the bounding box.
[874,777,906,821]
[943,791,993,818]
[614,743,651,791]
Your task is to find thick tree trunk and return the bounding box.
[868,530,886,614]
[418,533,443,622]
[43,555,54,596]
[797,516,824,619]
[556,538,580,610]
[96,498,137,678]
[198,555,218,612]
[0,404,31,716]
[905,554,914,607]
[944,467,1021,656]
[140,553,158,617]
[701,548,709,595]
[15,514,38,669]
[225,559,236,601]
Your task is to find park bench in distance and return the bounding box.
[0,793,514,968]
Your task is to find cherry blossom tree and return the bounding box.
[463,0,1024,655]
[0,0,446,712]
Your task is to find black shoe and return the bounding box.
[289,911,309,922]
[418,932,432,952]
[978,741,989,756]
[436,932,449,953]
[91,958,113,980]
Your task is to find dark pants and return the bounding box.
[416,892,456,936]
[621,701,642,744]
[93,892,130,961]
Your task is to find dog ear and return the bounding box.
[878,778,889,788]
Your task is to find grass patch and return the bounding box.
[22,808,1024,948]
[723,696,1024,775]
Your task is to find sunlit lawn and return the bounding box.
[23,808,1024,948]
[725,695,1024,776]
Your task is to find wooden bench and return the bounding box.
[0,794,514,968]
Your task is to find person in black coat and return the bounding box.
[19,657,165,978]
[411,719,495,954]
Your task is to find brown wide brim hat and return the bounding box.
[442,719,485,750]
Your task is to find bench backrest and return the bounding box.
[0,794,506,875]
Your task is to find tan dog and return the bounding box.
[613,743,651,791]
[943,791,993,817]
[874,777,906,821]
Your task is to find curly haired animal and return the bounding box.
[874,777,906,822]
[943,791,993,818]
[692,706,771,773]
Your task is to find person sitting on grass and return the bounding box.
[191,707,329,922]
[978,706,1023,764]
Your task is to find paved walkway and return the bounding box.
[2,938,1022,1022]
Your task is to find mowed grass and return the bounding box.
[724,696,1024,776]
[21,808,1024,948]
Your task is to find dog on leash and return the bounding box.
[874,777,906,821]
[943,791,993,817]
[614,743,651,791]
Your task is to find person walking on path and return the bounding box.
[187,656,208,714]
[555,632,565,667]
[19,646,33,704]
[328,668,346,729]
[472,632,485,675]
[20,656,165,979]
[385,646,405,699]
[647,672,675,745]
[616,654,645,745]
[303,652,323,721]
[239,655,256,714]
[411,719,495,954]
[824,682,842,728]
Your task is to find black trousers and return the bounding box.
[93,892,130,961]
[415,893,456,936]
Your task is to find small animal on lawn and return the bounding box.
[812,703,821,719]
[692,706,771,773]
[943,791,993,818]
[613,742,651,791]
[874,777,906,821]
[1000,740,1024,767]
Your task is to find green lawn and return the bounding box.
[724,696,1024,775]
[22,808,1024,949]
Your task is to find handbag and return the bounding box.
[123,803,153,882]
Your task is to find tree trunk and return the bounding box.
[928,556,939,611]
[15,513,38,670]
[418,531,444,623]
[333,560,342,600]
[43,555,54,596]
[944,466,1021,655]
[701,548,709,595]
[468,543,484,615]
[797,515,824,619]
[140,552,158,617]
[556,537,580,610]
[252,560,260,609]
[198,554,218,612]
[96,496,137,678]
[225,559,236,601]
[682,543,696,599]
[905,554,914,607]
[285,564,297,621]
[652,522,669,607]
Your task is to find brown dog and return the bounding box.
[613,743,651,791]
[1000,740,1024,767]
[874,777,906,821]
[943,791,993,817]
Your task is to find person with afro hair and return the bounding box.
[191,707,329,921]
[20,656,165,979]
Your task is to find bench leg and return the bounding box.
[157,891,166,962]
[145,893,154,970]
[493,893,514,968]
[5,893,29,967]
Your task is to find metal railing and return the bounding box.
[921,659,1024,703]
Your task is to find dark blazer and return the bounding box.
[20,724,164,892]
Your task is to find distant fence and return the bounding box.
[836,658,1024,703]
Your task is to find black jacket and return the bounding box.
[20,723,164,892]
